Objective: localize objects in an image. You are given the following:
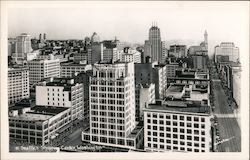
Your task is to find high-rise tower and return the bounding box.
[148,22,162,62]
[204,30,208,50]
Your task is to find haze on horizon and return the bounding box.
[7,1,248,53]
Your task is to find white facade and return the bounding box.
[27,59,60,86]
[82,61,141,149]
[61,62,92,78]
[8,67,30,104]
[12,33,32,64]
[215,42,240,63]
[153,65,167,99]
[144,106,211,152]
[36,78,84,120]
[9,106,72,145]
[135,83,155,120]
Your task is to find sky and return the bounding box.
[7,1,249,53]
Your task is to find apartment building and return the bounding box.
[8,67,30,104]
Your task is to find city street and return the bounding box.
[61,127,83,146]
[211,67,241,152]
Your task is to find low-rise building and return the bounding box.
[9,105,72,145]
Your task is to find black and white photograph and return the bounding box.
[1,1,249,160]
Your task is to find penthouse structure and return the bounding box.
[36,78,84,120]
[60,61,92,78]
[8,67,30,104]
[27,58,60,86]
[9,105,71,145]
[82,61,144,149]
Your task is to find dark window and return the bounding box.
[180,129,185,133]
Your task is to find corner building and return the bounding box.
[144,100,211,152]
[82,61,143,149]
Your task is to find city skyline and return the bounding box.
[2,1,249,159]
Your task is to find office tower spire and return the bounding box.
[148,22,162,62]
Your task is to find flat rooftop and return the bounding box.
[146,100,210,115]
[40,78,78,87]
[61,61,89,66]
[10,106,69,122]
[167,85,185,92]
[12,113,52,122]
[31,106,69,116]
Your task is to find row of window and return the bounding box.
[147,143,205,152]
[147,133,206,142]
[147,121,206,129]
[147,113,206,122]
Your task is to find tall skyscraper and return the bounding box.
[13,33,32,64]
[148,23,162,62]
[204,30,208,50]
[82,61,144,149]
[43,33,46,41]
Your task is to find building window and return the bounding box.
[166,133,171,138]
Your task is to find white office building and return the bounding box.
[215,42,240,63]
[8,67,30,104]
[27,58,60,86]
[82,61,143,149]
[144,100,211,152]
[12,33,32,64]
[36,78,84,120]
[60,62,92,78]
[121,49,141,63]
